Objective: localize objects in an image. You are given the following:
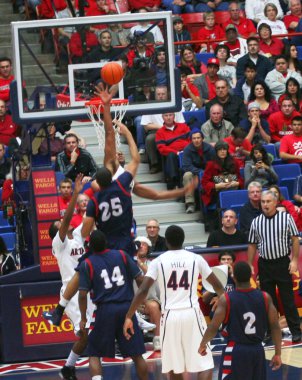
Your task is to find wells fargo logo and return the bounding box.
[35,196,60,221]
[39,248,59,273]
[21,296,76,346]
[32,171,57,195]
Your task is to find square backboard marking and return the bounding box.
[11,11,177,121]
[68,61,125,107]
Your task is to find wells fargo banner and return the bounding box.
[21,295,76,346]
[32,169,60,273]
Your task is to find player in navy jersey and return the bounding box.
[199,261,282,380]
[78,230,148,380]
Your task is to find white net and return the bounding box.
[85,100,129,151]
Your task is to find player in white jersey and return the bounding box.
[45,174,94,380]
[123,225,225,380]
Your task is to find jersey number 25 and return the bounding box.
[99,197,123,222]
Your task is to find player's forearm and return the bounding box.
[78,290,88,320]
[124,130,140,165]
[133,182,185,200]
[271,322,282,356]
[103,103,116,167]
[200,324,219,347]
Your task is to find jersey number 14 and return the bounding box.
[100,266,125,289]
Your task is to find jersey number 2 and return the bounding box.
[243,312,256,334]
[99,197,123,222]
[167,270,190,291]
[100,266,125,289]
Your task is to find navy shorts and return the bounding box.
[107,237,136,257]
[88,302,145,358]
[219,342,266,380]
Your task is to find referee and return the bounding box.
[248,190,302,343]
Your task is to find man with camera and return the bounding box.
[239,102,271,145]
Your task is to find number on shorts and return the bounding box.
[243,312,256,334]
[99,197,123,222]
[100,266,125,289]
[167,270,190,291]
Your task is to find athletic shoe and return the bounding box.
[42,308,63,326]
[136,312,156,331]
[138,148,145,155]
[186,204,195,214]
[292,333,302,343]
[60,366,77,380]
[153,336,161,351]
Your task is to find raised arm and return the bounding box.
[59,173,83,241]
[117,122,140,178]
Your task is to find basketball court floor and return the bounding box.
[1,338,301,380]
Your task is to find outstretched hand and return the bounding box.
[94,83,114,105]
[74,173,84,193]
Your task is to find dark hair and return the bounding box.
[59,177,72,187]
[268,184,284,201]
[244,60,257,71]
[258,23,272,35]
[89,230,107,252]
[214,148,237,174]
[247,36,259,45]
[0,57,12,65]
[283,77,302,110]
[233,261,251,283]
[165,225,185,248]
[249,80,272,103]
[0,236,8,255]
[64,133,79,143]
[214,44,231,60]
[283,43,302,73]
[292,115,302,123]
[179,46,202,74]
[96,167,112,188]
[275,54,287,64]
[250,143,270,165]
[231,127,247,140]
[49,221,59,240]
[218,250,236,263]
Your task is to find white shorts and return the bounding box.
[61,287,95,335]
[160,307,214,374]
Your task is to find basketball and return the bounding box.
[101,62,124,85]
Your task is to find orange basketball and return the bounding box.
[101,62,124,85]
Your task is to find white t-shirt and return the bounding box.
[52,224,85,286]
[257,19,288,35]
[146,249,212,310]
[141,111,185,127]
[130,24,164,43]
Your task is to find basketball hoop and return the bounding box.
[85,98,129,151]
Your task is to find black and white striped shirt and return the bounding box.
[248,212,299,260]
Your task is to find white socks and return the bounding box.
[92,376,103,380]
[65,350,80,367]
[59,296,69,308]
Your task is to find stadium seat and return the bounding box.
[263,144,282,164]
[297,46,302,60]
[178,151,184,168]
[219,190,248,213]
[273,164,301,199]
[0,211,15,233]
[279,186,289,200]
[55,171,65,187]
[183,108,207,129]
[1,232,16,252]
[0,188,2,207]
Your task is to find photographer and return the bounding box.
[239,102,271,145]
[127,31,154,69]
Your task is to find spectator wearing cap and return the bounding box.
[202,103,234,146]
[245,0,283,24]
[234,61,258,104]
[194,58,225,105]
[223,127,253,169]
[182,128,215,213]
[196,12,225,53]
[265,55,302,101]
[258,23,284,58]
[201,141,243,231]
[221,24,248,65]
[193,0,229,12]
[206,79,247,126]
[239,102,271,145]
[223,1,257,39]
[173,16,192,55]
[236,37,274,80]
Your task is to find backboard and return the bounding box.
[10,11,181,124]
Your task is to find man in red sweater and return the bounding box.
[0,58,14,103]
[0,100,19,146]
[268,97,300,144]
[279,115,302,165]
[223,1,256,38]
[155,113,190,189]
[284,0,302,34]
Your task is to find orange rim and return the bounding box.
[85,98,129,107]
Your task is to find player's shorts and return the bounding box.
[219,341,265,380]
[107,237,136,257]
[160,306,214,374]
[88,302,145,358]
[62,287,94,336]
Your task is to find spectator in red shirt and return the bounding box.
[258,23,284,59]
[70,193,89,228]
[197,12,225,53]
[268,97,300,143]
[155,113,190,189]
[178,45,207,83]
[279,115,302,165]
[224,127,252,168]
[0,58,14,103]
[222,24,248,64]
[284,0,302,34]
[58,177,77,218]
[128,0,160,12]
[0,100,19,146]
[69,28,98,63]
[85,0,109,17]
[179,67,202,110]
[223,1,257,39]
[39,0,67,18]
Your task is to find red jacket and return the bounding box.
[155,123,190,156]
[127,46,155,68]
[0,115,19,146]
[281,200,302,231]
[128,0,160,10]
[69,31,98,58]
[201,159,243,206]
[39,0,67,18]
[0,76,14,102]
